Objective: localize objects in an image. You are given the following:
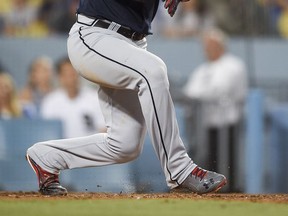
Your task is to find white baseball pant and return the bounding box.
[27,15,196,189]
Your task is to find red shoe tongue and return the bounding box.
[192,167,207,179]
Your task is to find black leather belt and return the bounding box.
[77,14,146,41]
[93,19,146,41]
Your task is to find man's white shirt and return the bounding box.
[183,54,248,127]
[41,87,105,138]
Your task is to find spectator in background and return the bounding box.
[183,29,248,192]
[3,0,38,37]
[275,0,288,38]
[40,57,106,138]
[26,0,53,37]
[256,0,288,37]
[257,0,283,36]
[19,56,54,118]
[160,0,215,38]
[205,0,241,35]
[0,72,22,119]
[1,0,60,37]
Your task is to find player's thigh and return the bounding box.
[98,86,146,149]
[68,27,168,90]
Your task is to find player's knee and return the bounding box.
[27,142,42,154]
[146,60,169,87]
[27,142,43,158]
[27,142,37,153]
[26,146,33,156]
[114,142,142,163]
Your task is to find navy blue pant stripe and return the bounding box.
[78,27,180,185]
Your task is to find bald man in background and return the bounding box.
[183,28,248,192]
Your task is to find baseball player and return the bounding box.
[26,0,227,196]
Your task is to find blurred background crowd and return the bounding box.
[0,0,288,194]
[0,0,78,37]
[0,0,288,38]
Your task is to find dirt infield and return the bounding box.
[0,192,287,204]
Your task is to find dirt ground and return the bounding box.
[0,192,287,204]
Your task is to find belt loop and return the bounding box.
[108,22,121,32]
[91,19,98,26]
[112,22,121,32]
